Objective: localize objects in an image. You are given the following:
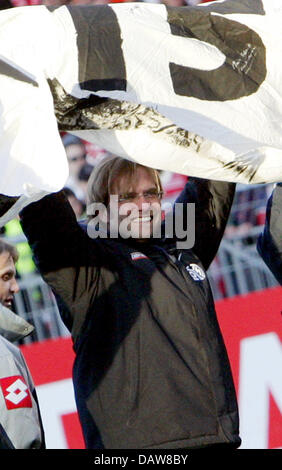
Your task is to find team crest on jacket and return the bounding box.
[186,263,206,281]
[0,375,32,410]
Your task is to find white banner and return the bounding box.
[1,1,282,222]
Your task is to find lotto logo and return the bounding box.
[0,376,32,410]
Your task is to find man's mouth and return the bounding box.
[131,216,152,223]
[4,298,13,308]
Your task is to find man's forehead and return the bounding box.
[0,252,16,273]
[113,167,157,193]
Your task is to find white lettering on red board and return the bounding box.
[239,333,282,449]
[36,378,77,449]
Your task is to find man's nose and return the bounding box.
[135,195,150,210]
[10,278,20,294]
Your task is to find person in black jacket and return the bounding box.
[20,156,240,450]
[257,183,282,285]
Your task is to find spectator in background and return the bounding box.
[224,184,273,242]
[0,239,45,448]
[77,163,95,205]
[63,132,115,206]
[63,133,87,202]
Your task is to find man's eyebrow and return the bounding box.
[120,186,158,194]
[0,268,15,277]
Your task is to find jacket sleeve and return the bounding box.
[20,191,103,335]
[257,183,282,285]
[0,423,14,449]
[174,177,236,270]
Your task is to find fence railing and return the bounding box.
[208,228,278,301]
[13,274,70,344]
[206,182,278,299]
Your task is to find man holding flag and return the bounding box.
[19,156,239,449]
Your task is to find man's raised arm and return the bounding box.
[175,177,236,270]
[20,190,88,273]
[19,191,102,336]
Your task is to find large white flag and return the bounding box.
[0,0,282,222]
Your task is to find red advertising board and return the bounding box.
[216,286,282,450]
[20,286,282,449]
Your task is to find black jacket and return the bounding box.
[20,178,240,450]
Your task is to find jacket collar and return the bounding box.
[0,304,34,343]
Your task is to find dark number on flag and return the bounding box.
[67,5,127,93]
[167,2,267,101]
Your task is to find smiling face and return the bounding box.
[110,166,163,241]
[0,251,19,308]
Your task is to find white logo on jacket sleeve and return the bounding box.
[186,263,206,281]
[0,376,32,409]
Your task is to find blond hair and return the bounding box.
[87,156,162,209]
